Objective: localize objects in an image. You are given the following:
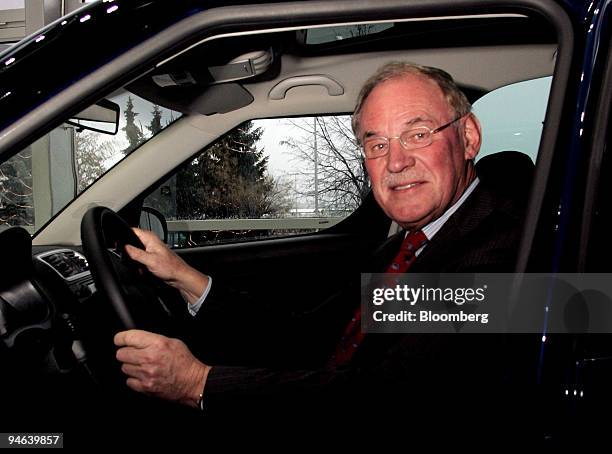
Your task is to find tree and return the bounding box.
[74,130,117,193]
[174,121,285,220]
[260,174,292,217]
[147,105,163,135]
[122,96,145,154]
[280,115,369,214]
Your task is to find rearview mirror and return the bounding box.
[66,99,120,135]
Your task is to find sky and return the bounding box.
[254,118,309,178]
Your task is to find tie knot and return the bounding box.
[401,229,428,252]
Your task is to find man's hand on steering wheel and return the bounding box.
[117,229,214,407]
[125,228,209,306]
[80,207,213,406]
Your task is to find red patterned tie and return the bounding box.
[331,229,428,366]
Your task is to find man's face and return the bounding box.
[359,74,481,229]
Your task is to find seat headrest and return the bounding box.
[476,151,534,195]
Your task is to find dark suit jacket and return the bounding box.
[192,152,534,428]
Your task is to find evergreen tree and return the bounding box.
[175,121,276,220]
[147,105,163,135]
[122,96,145,154]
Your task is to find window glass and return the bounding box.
[473,76,552,163]
[144,115,368,247]
[304,23,394,44]
[0,90,180,233]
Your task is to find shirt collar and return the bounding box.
[409,177,479,256]
[422,177,479,241]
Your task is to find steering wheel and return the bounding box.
[80,206,180,333]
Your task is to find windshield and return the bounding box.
[0,89,180,234]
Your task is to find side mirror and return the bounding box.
[66,99,120,135]
[139,207,168,244]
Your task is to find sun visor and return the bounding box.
[130,49,273,115]
[188,83,254,115]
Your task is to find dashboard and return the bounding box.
[0,227,99,372]
[35,248,95,301]
[0,226,135,427]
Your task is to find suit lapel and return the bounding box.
[370,230,405,272]
[412,182,497,272]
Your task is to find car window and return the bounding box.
[143,77,554,250]
[143,115,368,247]
[473,76,552,163]
[0,90,180,233]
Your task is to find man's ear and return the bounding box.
[462,113,482,160]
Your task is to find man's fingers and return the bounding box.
[124,244,138,255]
[121,363,145,379]
[116,346,144,364]
[114,329,158,348]
[131,227,151,242]
[124,244,148,262]
[132,227,161,248]
[126,377,146,393]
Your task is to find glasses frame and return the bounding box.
[361,114,465,160]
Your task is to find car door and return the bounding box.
[97,3,569,368]
[0,0,582,436]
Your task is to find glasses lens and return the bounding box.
[363,137,389,158]
[401,128,432,149]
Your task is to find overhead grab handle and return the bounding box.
[268,75,344,100]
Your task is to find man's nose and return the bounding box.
[386,138,416,173]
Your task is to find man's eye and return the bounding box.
[367,141,387,154]
[406,131,429,142]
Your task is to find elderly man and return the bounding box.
[114,62,530,416]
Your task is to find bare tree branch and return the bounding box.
[279,115,369,214]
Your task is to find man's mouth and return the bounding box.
[392,182,423,191]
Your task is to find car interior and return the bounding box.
[1,3,574,434]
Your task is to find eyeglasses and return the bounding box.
[361,115,464,160]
